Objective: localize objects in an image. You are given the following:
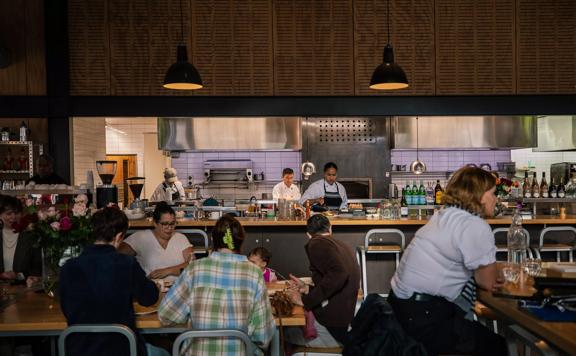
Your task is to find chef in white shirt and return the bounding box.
[150,168,186,202]
[272,168,301,201]
[299,162,348,210]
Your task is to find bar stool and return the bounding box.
[58,324,137,356]
[492,227,533,260]
[176,229,210,258]
[172,329,256,356]
[536,226,576,262]
[356,229,405,298]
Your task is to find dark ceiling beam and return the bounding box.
[0,95,575,117]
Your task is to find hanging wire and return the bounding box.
[416,116,419,160]
[386,0,390,43]
[179,0,184,44]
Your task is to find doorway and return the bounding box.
[105,154,137,207]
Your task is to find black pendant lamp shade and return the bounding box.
[163,44,203,90]
[369,44,408,90]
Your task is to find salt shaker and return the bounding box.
[19,121,28,142]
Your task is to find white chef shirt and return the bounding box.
[299,179,348,209]
[391,207,496,301]
[150,181,186,202]
[124,229,191,282]
[272,182,301,201]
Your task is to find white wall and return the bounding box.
[71,117,107,185]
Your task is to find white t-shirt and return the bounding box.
[391,207,496,301]
[124,229,191,282]
[272,182,301,200]
[2,228,18,272]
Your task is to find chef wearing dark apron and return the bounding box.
[299,162,348,211]
[150,168,186,202]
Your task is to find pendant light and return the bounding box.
[301,117,316,181]
[163,0,203,90]
[369,0,408,90]
[410,117,426,175]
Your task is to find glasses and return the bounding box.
[158,221,177,227]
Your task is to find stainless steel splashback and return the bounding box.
[534,115,576,151]
[158,117,302,151]
[393,116,537,149]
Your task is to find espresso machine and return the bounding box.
[125,176,146,211]
[96,160,118,208]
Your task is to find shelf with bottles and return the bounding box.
[0,188,90,196]
[0,141,33,178]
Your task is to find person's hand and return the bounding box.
[492,276,505,291]
[0,271,17,280]
[182,246,195,263]
[317,198,325,206]
[148,267,176,279]
[287,273,309,295]
[26,276,42,288]
[286,288,304,307]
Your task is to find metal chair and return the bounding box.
[506,324,558,356]
[172,329,256,356]
[176,229,210,258]
[125,229,139,238]
[536,226,576,262]
[357,229,405,298]
[58,324,137,356]
[492,227,533,260]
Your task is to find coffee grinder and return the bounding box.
[125,177,146,210]
[96,160,118,208]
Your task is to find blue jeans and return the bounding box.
[146,343,170,356]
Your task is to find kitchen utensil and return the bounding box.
[410,117,426,175]
[301,161,316,180]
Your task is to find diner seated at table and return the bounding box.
[59,207,169,356]
[248,246,278,283]
[118,202,194,282]
[0,194,42,286]
[158,215,275,355]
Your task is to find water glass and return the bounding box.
[501,263,521,284]
[523,258,542,277]
[380,199,392,219]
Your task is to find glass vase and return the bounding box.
[42,248,62,298]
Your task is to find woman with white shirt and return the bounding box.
[118,202,194,282]
[272,168,301,201]
[0,194,42,284]
[299,162,347,211]
[388,166,506,356]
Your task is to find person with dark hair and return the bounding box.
[388,166,506,356]
[299,162,348,210]
[159,215,275,355]
[119,202,193,281]
[285,214,360,348]
[59,207,169,356]
[272,167,301,201]
[25,154,68,185]
[0,194,42,283]
[248,246,277,282]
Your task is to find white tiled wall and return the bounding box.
[511,148,576,179]
[71,117,107,185]
[391,149,511,171]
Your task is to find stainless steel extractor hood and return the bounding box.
[534,115,576,151]
[158,117,302,151]
[393,116,537,149]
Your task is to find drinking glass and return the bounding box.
[523,258,542,277]
[501,263,521,284]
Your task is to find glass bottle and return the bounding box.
[418,180,426,205]
[522,171,531,198]
[405,181,412,205]
[565,173,576,198]
[507,203,527,265]
[540,172,548,198]
[558,177,566,198]
[434,180,443,205]
[400,189,408,217]
[425,181,435,205]
[549,177,557,198]
[412,180,418,205]
[531,172,539,198]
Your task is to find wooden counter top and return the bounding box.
[129,215,576,228]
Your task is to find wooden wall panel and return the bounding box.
[355,0,435,96]
[517,0,576,94]
[69,0,110,95]
[274,0,354,96]
[435,0,515,95]
[191,0,274,96]
[0,0,45,95]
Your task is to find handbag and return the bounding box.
[302,310,318,340]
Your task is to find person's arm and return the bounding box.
[247,273,275,349]
[148,236,192,279]
[176,181,185,199]
[339,182,348,209]
[150,185,163,202]
[299,181,321,205]
[147,262,188,279]
[474,262,502,291]
[272,183,281,200]
[301,239,349,310]
[158,269,191,325]
[131,258,159,306]
[118,241,137,256]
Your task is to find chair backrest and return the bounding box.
[125,229,139,238]
[177,229,210,256]
[364,229,406,250]
[172,329,256,356]
[58,324,137,356]
[492,227,531,246]
[539,226,576,248]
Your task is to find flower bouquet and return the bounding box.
[495,177,519,198]
[16,194,93,296]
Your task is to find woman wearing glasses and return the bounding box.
[119,202,194,281]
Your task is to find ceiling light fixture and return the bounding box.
[163,0,202,90]
[369,0,409,90]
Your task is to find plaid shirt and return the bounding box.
[158,251,275,355]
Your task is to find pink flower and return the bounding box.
[50,221,60,231]
[72,202,87,217]
[25,198,34,207]
[59,216,72,231]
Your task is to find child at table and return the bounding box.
[248,247,277,283]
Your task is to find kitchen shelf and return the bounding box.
[0,189,89,196]
[501,198,576,203]
[0,170,30,174]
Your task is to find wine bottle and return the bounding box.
[540,172,549,198]
[531,172,540,198]
[401,189,408,217]
[405,181,412,205]
[549,177,557,198]
[434,180,443,205]
[558,177,566,198]
[523,171,531,198]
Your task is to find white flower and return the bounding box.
[74,194,88,205]
[37,210,48,221]
[72,202,88,217]
[50,221,60,231]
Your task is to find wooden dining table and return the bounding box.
[0,282,305,355]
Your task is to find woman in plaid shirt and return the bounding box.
[158,215,275,355]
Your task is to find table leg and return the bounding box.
[50,336,56,356]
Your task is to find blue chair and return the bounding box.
[172,329,256,356]
[58,324,137,356]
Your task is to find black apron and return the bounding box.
[162,182,180,201]
[323,181,343,210]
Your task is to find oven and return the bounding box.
[338,178,373,199]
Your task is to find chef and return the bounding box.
[299,162,348,210]
[150,168,185,202]
[272,168,301,201]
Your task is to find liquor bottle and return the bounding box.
[558,177,566,198]
[540,172,549,198]
[531,172,540,198]
[522,172,531,198]
[507,203,527,265]
[418,180,426,205]
[405,181,412,205]
[425,181,435,205]
[434,180,443,205]
[412,180,418,204]
[549,177,557,198]
[400,189,408,217]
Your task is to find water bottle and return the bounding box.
[507,203,527,265]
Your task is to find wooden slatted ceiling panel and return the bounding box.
[69,0,110,95]
[517,0,576,94]
[0,1,31,95]
[354,0,435,96]
[274,0,354,96]
[191,0,273,96]
[435,0,515,95]
[24,0,46,95]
